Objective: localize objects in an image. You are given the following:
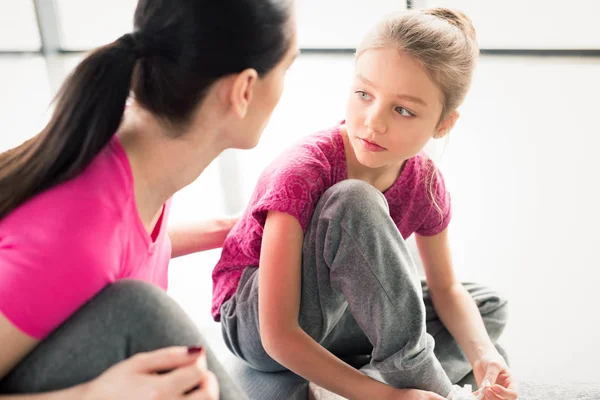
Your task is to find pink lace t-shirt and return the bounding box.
[0,136,172,339]
[212,124,451,320]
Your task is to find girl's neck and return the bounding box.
[340,124,405,193]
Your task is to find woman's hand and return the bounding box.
[473,352,518,400]
[84,346,219,400]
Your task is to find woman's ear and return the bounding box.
[228,68,259,119]
[434,110,460,139]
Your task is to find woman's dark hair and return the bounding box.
[0,0,293,219]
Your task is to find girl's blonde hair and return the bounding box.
[357,8,478,119]
[356,8,479,221]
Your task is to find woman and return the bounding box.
[0,0,298,398]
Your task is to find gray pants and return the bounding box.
[221,180,508,397]
[0,280,246,400]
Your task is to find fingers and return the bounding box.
[200,370,219,399]
[484,385,518,400]
[481,361,504,387]
[131,346,204,373]
[163,351,208,394]
[483,386,504,400]
[184,370,219,400]
[496,372,516,389]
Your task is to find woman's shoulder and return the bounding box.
[0,141,133,255]
[0,191,125,256]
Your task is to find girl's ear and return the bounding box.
[435,110,459,139]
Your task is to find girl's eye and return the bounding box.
[395,106,415,117]
[356,91,370,101]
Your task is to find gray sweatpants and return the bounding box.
[0,280,246,400]
[221,180,508,397]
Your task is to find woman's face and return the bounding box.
[221,14,299,150]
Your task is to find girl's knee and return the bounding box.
[326,180,384,205]
[319,180,389,220]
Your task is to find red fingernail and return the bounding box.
[187,346,203,354]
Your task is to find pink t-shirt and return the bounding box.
[0,136,172,340]
[211,124,451,320]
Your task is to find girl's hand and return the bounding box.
[473,353,518,400]
[85,346,219,400]
[406,389,447,400]
[385,388,446,400]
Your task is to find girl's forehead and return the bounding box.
[353,48,444,108]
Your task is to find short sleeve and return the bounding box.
[0,201,122,339]
[415,164,452,236]
[251,146,332,233]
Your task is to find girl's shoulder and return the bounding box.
[291,124,344,159]
[411,152,438,175]
[265,123,345,175]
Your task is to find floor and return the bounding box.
[1,52,599,386]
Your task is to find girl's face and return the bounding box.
[345,46,457,170]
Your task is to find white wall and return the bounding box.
[55,0,407,51]
[55,0,137,50]
[297,0,407,48]
[54,0,406,51]
[299,0,600,49]
[425,0,600,49]
[3,0,597,52]
[0,0,41,51]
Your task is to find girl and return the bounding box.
[213,8,518,400]
[0,0,298,398]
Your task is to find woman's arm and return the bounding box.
[415,228,497,365]
[1,388,88,399]
[0,338,215,400]
[0,314,88,399]
[1,312,214,399]
[259,211,400,400]
[168,216,237,258]
[0,313,39,380]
